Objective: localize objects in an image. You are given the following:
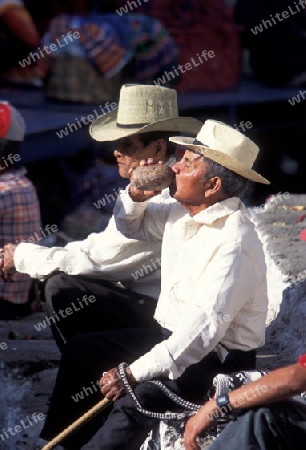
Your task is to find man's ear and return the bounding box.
[155,139,167,160]
[204,177,223,198]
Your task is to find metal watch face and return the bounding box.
[216,393,229,408]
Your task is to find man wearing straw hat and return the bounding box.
[0,84,201,350]
[38,120,270,450]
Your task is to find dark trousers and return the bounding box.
[41,273,158,351]
[209,397,306,450]
[41,324,256,450]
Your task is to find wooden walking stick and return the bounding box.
[41,397,111,450]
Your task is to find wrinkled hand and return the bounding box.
[100,367,137,402]
[184,401,219,450]
[128,158,164,202]
[0,243,17,282]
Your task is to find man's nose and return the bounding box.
[113,149,122,158]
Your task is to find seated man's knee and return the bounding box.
[44,273,73,311]
[45,273,72,296]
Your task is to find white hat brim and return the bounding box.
[90,110,202,142]
[170,136,270,185]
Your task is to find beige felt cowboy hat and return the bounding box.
[170,119,270,184]
[89,84,202,142]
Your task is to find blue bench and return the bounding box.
[178,78,305,121]
[0,78,303,162]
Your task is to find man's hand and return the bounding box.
[99,367,137,402]
[184,401,218,450]
[128,158,163,202]
[0,243,17,282]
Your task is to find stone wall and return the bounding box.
[251,193,306,369]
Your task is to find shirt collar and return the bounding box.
[192,197,242,225]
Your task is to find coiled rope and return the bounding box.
[117,361,201,420]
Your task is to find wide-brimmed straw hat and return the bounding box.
[170,119,270,184]
[90,84,202,142]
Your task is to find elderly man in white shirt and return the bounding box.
[38,120,270,450]
[0,84,201,350]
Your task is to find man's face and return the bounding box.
[113,134,166,178]
[171,150,208,205]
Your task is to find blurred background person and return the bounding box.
[0,0,41,86]
[0,101,41,319]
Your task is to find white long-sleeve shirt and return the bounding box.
[114,191,268,382]
[14,190,175,300]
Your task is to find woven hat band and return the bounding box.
[193,138,208,147]
[116,122,149,129]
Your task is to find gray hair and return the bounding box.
[200,156,249,198]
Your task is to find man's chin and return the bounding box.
[119,168,129,179]
[171,192,185,204]
[172,194,185,204]
[170,188,188,204]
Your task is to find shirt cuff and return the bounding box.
[119,184,150,215]
[14,243,29,269]
[129,340,176,382]
[14,243,41,277]
[120,184,150,214]
[129,356,161,382]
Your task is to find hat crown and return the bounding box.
[197,120,258,169]
[116,84,179,126]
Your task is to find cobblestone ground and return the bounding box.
[0,313,60,450]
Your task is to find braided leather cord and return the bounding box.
[117,362,201,420]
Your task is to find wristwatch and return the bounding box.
[216,393,232,416]
[216,393,239,422]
